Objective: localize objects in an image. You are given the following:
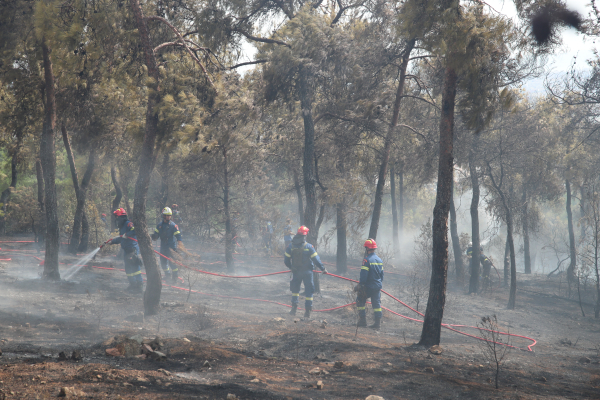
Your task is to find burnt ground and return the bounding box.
[0,238,599,399]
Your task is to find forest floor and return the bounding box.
[0,237,599,399]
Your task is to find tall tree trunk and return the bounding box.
[336,200,347,273]
[566,179,577,288]
[419,66,457,347]
[468,136,481,294]
[368,39,415,240]
[292,168,304,225]
[129,0,162,315]
[506,206,517,309]
[522,187,531,274]
[298,65,318,245]
[399,164,404,249]
[71,146,96,253]
[0,145,19,234]
[79,209,90,252]
[223,146,234,272]
[504,236,509,287]
[110,166,122,231]
[449,180,464,282]
[391,162,399,255]
[40,39,60,281]
[62,125,81,253]
[314,202,326,244]
[35,159,45,249]
[580,185,586,239]
[158,152,169,214]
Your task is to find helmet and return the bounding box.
[172,204,178,208]
[162,207,173,216]
[113,208,127,217]
[297,226,309,235]
[101,213,106,217]
[364,238,377,249]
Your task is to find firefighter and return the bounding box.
[283,218,293,252]
[100,213,108,228]
[263,220,273,254]
[284,226,328,318]
[106,208,143,293]
[151,207,182,282]
[356,239,384,329]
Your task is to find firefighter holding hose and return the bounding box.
[105,208,143,293]
[284,226,328,319]
[152,207,182,283]
[355,239,384,329]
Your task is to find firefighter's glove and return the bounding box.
[106,239,113,245]
[322,269,329,275]
[151,233,159,240]
[353,284,361,293]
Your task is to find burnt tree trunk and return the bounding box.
[76,148,96,253]
[468,136,481,294]
[130,0,162,315]
[62,124,81,253]
[522,187,531,274]
[391,162,399,256]
[504,236,509,287]
[419,66,457,347]
[79,208,90,252]
[449,180,464,282]
[399,164,404,248]
[298,65,318,245]
[292,168,304,225]
[41,39,60,281]
[110,167,122,231]
[368,39,415,240]
[566,179,577,289]
[223,146,234,272]
[336,157,347,273]
[35,159,45,249]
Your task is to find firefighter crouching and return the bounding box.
[284,226,328,318]
[356,239,384,329]
[106,208,144,293]
[152,207,183,283]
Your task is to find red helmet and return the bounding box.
[101,213,106,217]
[113,208,127,217]
[297,226,309,235]
[364,238,377,249]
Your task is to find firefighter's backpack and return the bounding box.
[291,245,304,272]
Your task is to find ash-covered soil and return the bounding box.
[0,238,599,399]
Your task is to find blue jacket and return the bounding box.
[360,252,384,290]
[111,219,139,252]
[284,234,325,272]
[153,220,182,249]
[284,224,293,241]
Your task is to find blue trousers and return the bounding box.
[357,287,382,320]
[123,248,143,285]
[159,246,178,273]
[290,269,314,309]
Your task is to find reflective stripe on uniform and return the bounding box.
[357,306,366,310]
[305,297,313,301]
[127,271,142,277]
[172,267,178,272]
[285,252,291,257]
[292,293,299,296]
[374,308,382,312]
[310,252,318,258]
[370,262,383,265]
[174,231,180,235]
[361,266,369,271]
[155,228,159,233]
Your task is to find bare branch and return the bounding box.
[398,95,440,110]
[331,0,368,26]
[232,28,291,48]
[228,59,268,70]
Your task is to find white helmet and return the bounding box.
[162,207,173,216]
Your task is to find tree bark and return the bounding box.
[506,207,517,309]
[468,136,481,294]
[419,66,457,347]
[79,208,90,252]
[399,164,404,248]
[504,236,509,287]
[40,39,60,281]
[368,39,415,240]
[449,180,464,282]
[298,65,318,245]
[566,179,576,287]
[110,167,122,231]
[522,187,531,274]
[336,200,347,273]
[223,146,234,272]
[130,0,162,315]
[35,159,45,249]
[391,162,399,256]
[292,168,304,225]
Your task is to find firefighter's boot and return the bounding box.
[289,303,298,316]
[357,314,367,327]
[369,316,381,330]
[303,305,312,319]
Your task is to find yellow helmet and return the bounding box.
[162,207,173,216]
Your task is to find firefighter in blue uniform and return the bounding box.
[151,207,183,282]
[284,226,328,318]
[107,208,143,293]
[356,239,384,329]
